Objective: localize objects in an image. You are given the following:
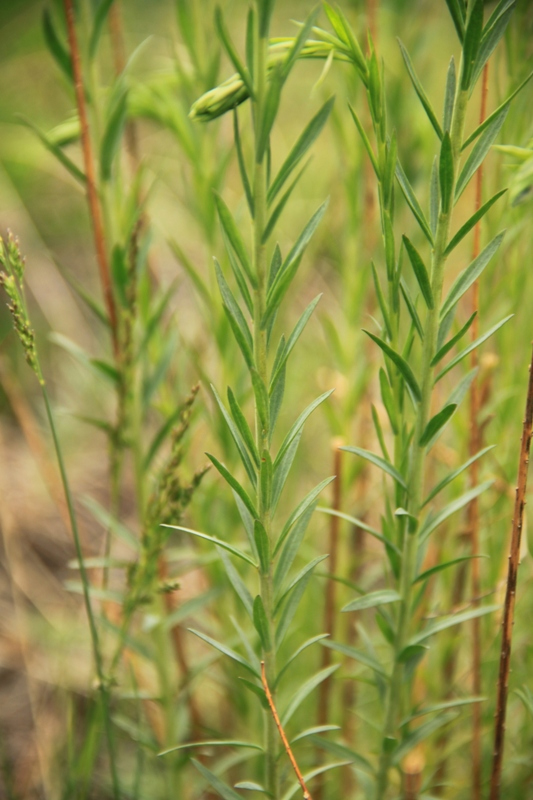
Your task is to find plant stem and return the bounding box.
[468,60,490,800]
[253,22,279,800]
[489,341,533,800]
[374,86,469,800]
[40,381,120,800]
[63,0,118,357]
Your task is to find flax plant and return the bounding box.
[297,2,529,796]
[162,2,337,797]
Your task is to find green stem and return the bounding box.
[374,87,469,800]
[253,23,279,800]
[40,381,121,800]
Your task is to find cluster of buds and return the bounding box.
[0,232,39,379]
[189,39,338,123]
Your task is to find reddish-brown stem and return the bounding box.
[489,342,533,800]
[468,61,489,800]
[63,0,118,357]
[261,662,313,800]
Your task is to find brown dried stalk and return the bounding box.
[63,0,118,356]
[489,341,533,800]
[468,61,490,800]
[261,661,313,800]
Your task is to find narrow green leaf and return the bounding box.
[268,243,282,290]
[259,449,273,512]
[211,385,257,486]
[274,634,329,688]
[364,330,422,402]
[89,0,115,61]
[191,759,251,800]
[160,740,262,756]
[422,446,494,507]
[100,89,128,181]
[419,404,457,446]
[269,361,285,440]
[439,132,454,213]
[461,0,484,90]
[403,696,486,725]
[268,98,334,204]
[276,567,312,647]
[220,230,254,315]
[233,109,254,217]
[82,496,138,550]
[245,7,255,79]
[253,595,272,651]
[435,313,476,366]
[218,548,254,618]
[440,232,505,319]
[463,69,533,150]
[291,725,341,744]
[270,295,321,390]
[341,445,407,489]
[444,0,465,42]
[281,665,339,726]
[317,508,400,555]
[435,315,513,382]
[187,630,259,677]
[214,259,254,368]
[251,369,269,432]
[392,712,457,765]
[274,390,333,470]
[214,193,254,286]
[263,162,309,243]
[18,116,86,185]
[443,57,456,132]
[322,639,388,677]
[256,66,282,162]
[418,480,493,542]
[272,430,301,513]
[206,453,258,519]
[409,604,499,647]
[455,107,508,200]
[398,39,443,139]
[402,236,433,309]
[349,104,379,178]
[343,590,401,613]
[254,521,270,575]
[311,735,375,775]
[275,555,328,612]
[274,477,334,556]
[42,9,73,82]
[395,160,434,244]
[164,524,257,567]
[414,555,484,584]
[445,189,506,255]
[371,262,392,340]
[215,7,254,98]
[280,7,319,83]
[470,0,516,90]
[274,503,316,593]
[227,387,259,465]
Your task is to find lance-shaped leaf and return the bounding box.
[341,445,407,489]
[435,315,513,382]
[274,390,334,470]
[214,192,254,285]
[253,595,272,651]
[101,89,129,181]
[343,589,401,613]
[363,330,422,402]
[402,236,433,309]
[400,280,424,342]
[440,232,505,319]
[269,295,321,390]
[42,9,73,82]
[206,453,258,519]
[463,69,533,150]
[418,480,493,542]
[256,65,282,161]
[254,521,270,575]
[371,263,393,339]
[414,555,485,584]
[470,0,516,90]
[291,725,341,744]
[19,116,86,185]
[160,740,263,757]
[455,106,509,200]
[233,109,253,216]
[311,735,375,775]
[407,604,499,648]
[396,159,434,244]
[322,639,388,677]
[271,429,302,513]
[263,162,309,242]
[445,189,506,255]
[461,0,484,90]
[281,664,339,727]
[188,630,260,677]
[219,548,254,618]
[379,367,398,434]
[163,524,257,567]
[439,131,454,213]
[191,759,252,800]
[444,0,465,42]
[419,404,457,447]
[268,97,335,204]
[227,387,259,464]
[318,507,401,555]
[275,555,328,612]
[251,368,269,432]
[274,476,335,555]
[443,57,456,132]
[430,158,439,237]
[275,634,329,688]
[398,39,442,139]
[214,259,254,368]
[435,313,476,365]
[276,566,313,647]
[274,503,316,592]
[349,104,379,177]
[215,7,254,97]
[392,712,458,765]
[422,446,495,507]
[211,385,257,486]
